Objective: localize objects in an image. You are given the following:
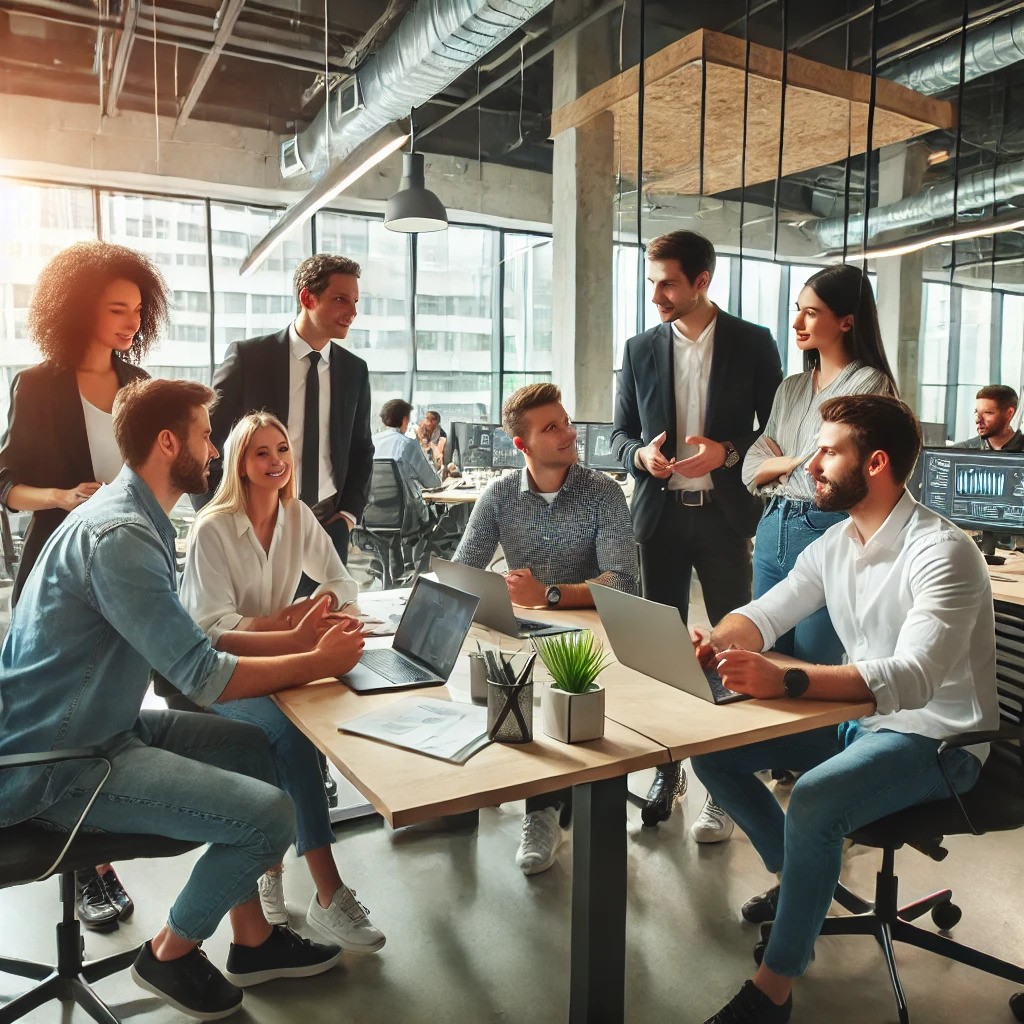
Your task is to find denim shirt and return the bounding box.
[0,466,238,826]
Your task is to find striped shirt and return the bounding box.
[742,362,894,501]
[453,463,638,593]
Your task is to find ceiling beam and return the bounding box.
[174,0,246,129]
[104,0,139,118]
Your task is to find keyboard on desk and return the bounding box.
[360,649,434,685]
[704,667,751,705]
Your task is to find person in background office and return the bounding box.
[693,395,996,1024]
[201,253,374,567]
[0,378,365,1020]
[416,409,447,470]
[454,382,638,876]
[956,384,1024,451]
[611,229,782,839]
[179,411,385,956]
[0,240,166,931]
[738,266,897,810]
[375,399,440,490]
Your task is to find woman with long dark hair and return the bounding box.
[744,264,897,663]
[0,240,170,930]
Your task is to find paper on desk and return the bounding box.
[339,697,490,764]
[352,590,410,636]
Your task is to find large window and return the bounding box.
[955,288,993,440]
[1002,295,1024,397]
[918,283,952,427]
[503,234,553,380]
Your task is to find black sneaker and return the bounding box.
[1010,991,1024,1023]
[741,885,781,924]
[704,980,792,1024]
[75,869,119,932]
[131,940,242,1021]
[224,925,342,987]
[99,867,135,922]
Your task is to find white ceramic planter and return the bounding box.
[541,683,606,743]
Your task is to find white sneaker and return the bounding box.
[690,796,735,843]
[307,885,386,954]
[515,806,566,876]
[258,870,288,924]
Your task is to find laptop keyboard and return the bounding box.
[361,649,433,684]
[704,667,745,703]
[515,616,549,633]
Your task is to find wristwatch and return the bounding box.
[545,585,562,608]
[783,668,810,699]
[722,441,740,468]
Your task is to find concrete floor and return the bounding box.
[2,571,1023,1024]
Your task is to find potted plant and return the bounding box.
[535,630,611,743]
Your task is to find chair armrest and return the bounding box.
[0,747,111,772]
[938,726,1022,754]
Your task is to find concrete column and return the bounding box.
[874,141,929,413]
[551,0,616,421]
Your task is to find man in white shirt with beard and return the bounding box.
[695,394,998,1024]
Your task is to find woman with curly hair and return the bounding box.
[0,240,169,931]
[1,241,168,602]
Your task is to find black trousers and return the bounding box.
[639,492,753,626]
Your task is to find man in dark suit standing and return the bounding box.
[199,254,374,568]
[612,230,782,837]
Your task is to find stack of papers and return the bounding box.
[340,698,490,764]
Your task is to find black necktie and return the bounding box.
[301,351,320,506]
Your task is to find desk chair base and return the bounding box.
[754,849,1024,1024]
[0,872,142,1024]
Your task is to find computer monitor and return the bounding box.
[918,446,1024,561]
[448,421,524,471]
[579,422,620,471]
[491,426,526,469]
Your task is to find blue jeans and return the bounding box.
[690,722,981,977]
[753,499,847,664]
[32,710,295,942]
[211,696,335,856]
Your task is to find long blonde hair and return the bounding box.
[195,411,296,524]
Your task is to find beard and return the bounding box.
[170,446,210,494]
[813,465,869,512]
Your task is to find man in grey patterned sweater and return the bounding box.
[454,382,638,876]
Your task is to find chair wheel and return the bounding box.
[931,901,962,930]
[753,941,766,966]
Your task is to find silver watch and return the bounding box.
[723,442,740,468]
[545,585,561,607]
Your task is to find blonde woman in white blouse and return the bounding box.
[180,411,385,954]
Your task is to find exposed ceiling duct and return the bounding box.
[888,9,1024,96]
[283,0,554,184]
[812,157,1024,251]
[812,9,1024,252]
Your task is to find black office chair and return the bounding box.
[0,747,199,1024]
[755,607,1024,1024]
[352,459,433,589]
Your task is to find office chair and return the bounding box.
[352,459,433,589]
[0,747,199,1024]
[754,607,1024,1024]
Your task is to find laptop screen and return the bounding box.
[392,577,479,679]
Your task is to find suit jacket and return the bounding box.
[611,310,783,544]
[0,358,149,603]
[198,329,374,520]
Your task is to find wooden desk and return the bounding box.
[276,600,868,1024]
[422,483,483,506]
[989,551,1024,608]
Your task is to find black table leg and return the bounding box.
[570,774,626,1024]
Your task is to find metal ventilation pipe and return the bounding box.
[812,10,1024,251]
[813,157,1024,251]
[288,0,553,182]
[888,10,1024,96]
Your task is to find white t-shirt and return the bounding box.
[180,498,358,642]
[80,396,123,484]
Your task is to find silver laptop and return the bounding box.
[341,577,479,694]
[431,557,577,639]
[588,584,750,705]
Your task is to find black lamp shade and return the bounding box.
[385,152,448,233]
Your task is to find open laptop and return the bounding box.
[431,557,578,639]
[340,576,479,694]
[588,584,751,705]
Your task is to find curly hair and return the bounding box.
[27,241,170,369]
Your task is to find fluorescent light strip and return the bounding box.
[843,213,1024,262]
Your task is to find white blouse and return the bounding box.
[179,498,358,642]
[80,396,123,484]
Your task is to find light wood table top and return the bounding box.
[988,550,1024,607]
[421,483,484,505]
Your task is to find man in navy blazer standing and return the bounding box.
[612,230,782,838]
[198,254,374,568]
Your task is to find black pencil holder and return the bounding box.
[486,670,534,744]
